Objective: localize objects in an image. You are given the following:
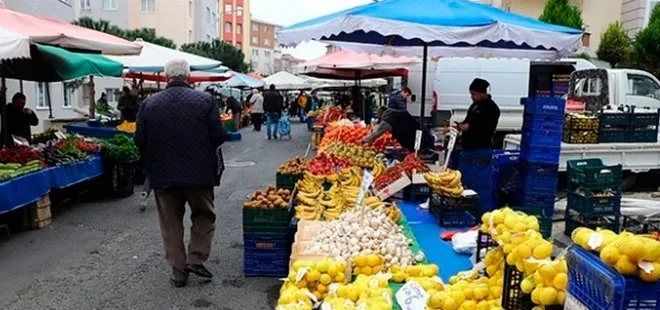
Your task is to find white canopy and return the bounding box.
[106,39,222,73]
[263,71,310,90]
[305,77,387,89]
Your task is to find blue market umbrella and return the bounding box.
[222,71,265,89]
[278,0,583,120]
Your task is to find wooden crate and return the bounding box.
[21,194,52,230]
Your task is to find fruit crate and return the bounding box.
[510,206,553,238]
[243,207,292,234]
[475,231,497,264]
[429,192,479,212]
[244,248,289,277]
[523,97,566,118]
[523,114,564,132]
[567,159,623,192]
[598,128,628,143]
[502,263,534,310]
[519,140,561,165]
[519,160,559,194]
[565,113,600,130]
[630,112,660,126]
[566,191,621,217]
[566,245,660,310]
[629,128,658,143]
[275,173,301,191]
[599,113,630,127]
[621,216,660,235]
[563,128,599,144]
[564,212,620,237]
[404,184,431,202]
[429,206,476,227]
[243,233,291,252]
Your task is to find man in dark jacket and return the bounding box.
[117,86,139,122]
[1,92,39,145]
[263,84,284,140]
[134,59,228,288]
[457,78,500,151]
[388,87,412,110]
[361,107,433,152]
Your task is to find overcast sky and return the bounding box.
[250,0,372,60]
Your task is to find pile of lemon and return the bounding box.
[427,270,504,310]
[483,247,505,278]
[325,274,393,310]
[505,231,554,276]
[353,254,385,276]
[480,208,541,253]
[521,258,568,307]
[279,258,349,306]
[572,228,660,282]
[390,264,440,283]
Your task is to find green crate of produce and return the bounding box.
[565,113,599,130]
[567,159,622,191]
[223,120,236,132]
[243,208,291,230]
[276,173,301,190]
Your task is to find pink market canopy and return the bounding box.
[297,50,419,79]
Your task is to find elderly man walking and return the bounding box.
[134,59,227,287]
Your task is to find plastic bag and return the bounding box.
[451,229,478,254]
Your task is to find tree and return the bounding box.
[597,22,631,67]
[180,39,249,73]
[630,19,660,77]
[539,0,584,30]
[72,17,176,49]
[650,3,660,25]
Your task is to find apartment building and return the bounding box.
[250,19,280,75]
[274,50,305,74]
[621,0,660,35]
[220,0,252,61]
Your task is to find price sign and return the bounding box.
[54,130,67,140]
[396,280,429,310]
[356,170,374,207]
[414,130,422,151]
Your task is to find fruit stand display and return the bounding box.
[100,135,140,198]
[277,157,308,191]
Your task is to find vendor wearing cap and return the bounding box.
[456,78,500,151]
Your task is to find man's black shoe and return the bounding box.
[186,264,213,278]
[171,278,187,288]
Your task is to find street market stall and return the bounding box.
[263,71,311,90]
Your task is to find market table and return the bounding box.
[47,156,104,188]
[64,122,133,140]
[0,169,51,214]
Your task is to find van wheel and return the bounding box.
[622,173,638,192]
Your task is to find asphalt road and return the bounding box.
[0,122,311,310]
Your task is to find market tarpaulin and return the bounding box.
[0,7,141,60]
[263,71,310,90]
[0,44,124,82]
[221,71,265,89]
[277,0,583,60]
[107,39,224,73]
[124,71,233,83]
[297,50,418,79]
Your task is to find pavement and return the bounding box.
[0,122,312,310]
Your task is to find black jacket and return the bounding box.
[117,94,138,122]
[461,96,500,151]
[1,104,39,144]
[263,90,283,114]
[382,109,432,152]
[134,82,228,188]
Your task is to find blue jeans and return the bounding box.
[266,112,280,138]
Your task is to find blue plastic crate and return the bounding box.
[629,129,658,143]
[429,207,476,227]
[599,129,628,143]
[243,233,290,251]
[492,151,520,194]
[520,140,561,165]
[244,249,289,277]
[567,246,660,310]
[567,191,621,216]
[519,160,559,194]
[519,191,556,210]
[404,184,431,202]
[523,97,566,117]
[227,132,242,141]
[523,114,565,132]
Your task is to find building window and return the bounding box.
[253,24,258,32]
[105,88,119,103]
[236,24,242,34]
[264,51,271,58]
[101,0,116,10]
[264,26,269,33]
[237,6,243,16]
[62,83,74,108]
[264,38,270,46]
[36,83,46,108]
[252,36,258,44]
[224,3,232,13]
[252,49,259,57]
[80,0,91,11]
[236,43,242,50]
[141,0,155,13]
[225,22,232,33]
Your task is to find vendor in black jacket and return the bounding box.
[361,107,433,152]
[1,92,39,145]
[457,78,500,151]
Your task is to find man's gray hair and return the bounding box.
[164,59,191,81]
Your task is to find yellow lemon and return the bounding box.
[532,242,553,259]
[427,292,444,308]
[334,271,346,283]
[305,269,321,283]
[539,287,558,306]
[553,273,568,290]
[319,274,332,285]
[316,260,329,273]
[360,266,373,276]
[327,265,339,277]
[367,254,381,267]
[354,256,368,268]
[615,255,639,275]
[520,278,535,294]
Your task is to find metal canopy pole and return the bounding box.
[1,64,8,147]
[420,42,429,128]
[46,82,53,119]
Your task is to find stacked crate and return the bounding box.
[563,113,599,144]
[516,97,564,238]
[460,149,495,214]
[242,199,293,277]
[629,112,659,143]
[564,159,622,236]
[600,111,659,143]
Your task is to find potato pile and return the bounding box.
[278,156,308,175]
[243,186,292,209]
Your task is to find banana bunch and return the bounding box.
[295,172,325,220]
[363,196,401,223]
[338,167,362,187]
[371,160,386,178]
[425,170,464,198]
[319,190,344,220]
[341,185,361,207]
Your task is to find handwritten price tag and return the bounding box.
[396,280,429,310]
[356,170,374,207]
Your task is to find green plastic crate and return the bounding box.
[243,208,290,229]
[567,159,622,191]
[276,173,301,190]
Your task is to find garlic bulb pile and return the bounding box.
[309,207,422,269]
